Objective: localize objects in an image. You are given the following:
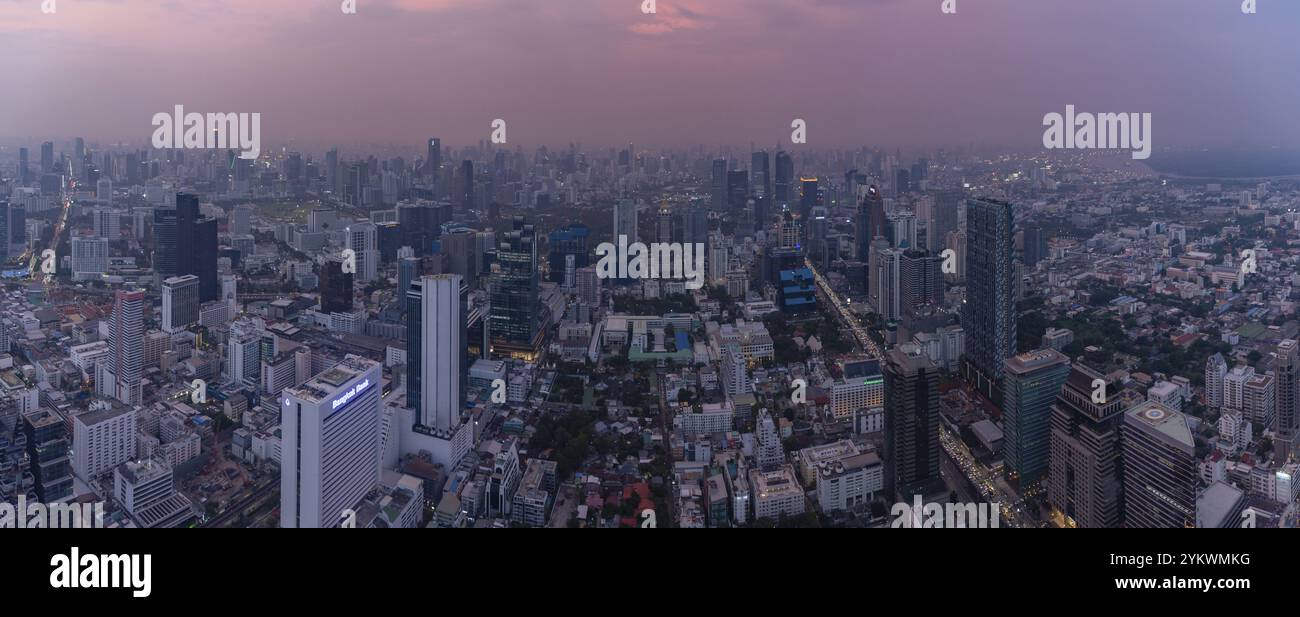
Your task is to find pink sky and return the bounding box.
[2,0,1297,150]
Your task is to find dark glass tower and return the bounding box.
[962,197,1016,399]
[547,223,590,284]
[319,256,355,314]
[774,150,793,207]
[1002,349,1070,490]
[489,216,539,347]
[884,344,942,500]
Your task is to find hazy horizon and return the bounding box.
[4,0,1299,150]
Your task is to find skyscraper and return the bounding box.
[18,147,29,186]
[751,151,770,199]
[1122,401,1196,528]
[407,274,466,435]
[346,221,379,283]
[111,290,145,406]
[1047,364,1126,528]
[884,343,942,500]
[1205,352,1228,409]
[930,189,961,255]
[685,199,708,246]
[711,158,728,210]
[280,355,383,528]
[155,193,218,302]
[727,170,749,211]
[962,197,1016,400]
[1002,349,1070,490]
[900,249,943,319]
[162,275,201,333]
[489,217,541,357]
[799,177,819,219]
[1275,339,1299,461]
[40,141,54,173]
[426,137,441,181]
[774,151,793,207]
[460,160,475,210]
[319,255,354,314]
[547,223,590,284]
[614,199,638,243]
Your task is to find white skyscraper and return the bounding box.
[1205,353,1227,409]
[162,275,201,333]
[409,274,462,433]
[345,221,379,283]
[280,355,383,529]
[111,290,145,406]
[756,408,784,472]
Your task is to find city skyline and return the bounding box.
[2,0,1299,150]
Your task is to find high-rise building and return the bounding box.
[489,217,540,354]
[71,235,109,281]
[280,355,383,528]
[855,186,884,261]
[231,204,253,236]
[18,147,29,185]
[1276,339,1299,461]
[614,199,638,244]
[40,141,54,173]
[1002,349,1070,490]
[426,138,441,181]
[547,223,590,284]
[900,249,943,319]
[774,151,793,207]
[1024,223,1048,269]
[685,199,708,246]
[155,193,218,302]
[756,408,784,472]
[111,290,145,406]
[895,168,911,196]
[319,255,354,314]
[23,409,73,502]
[711,158,728,210]
[460,159,475,210]
[1122,402,1196,528]
[872,246,902,322]
[72,403,137,482]
[161,275,201,333]
[962,197,1016,399]
[884,343,942,500]
[345,221,379,283]
[407,274,467,436]
[727,170,749,211]
[1205,352,1228,409]
[797,177,819,219]
[751,151,770,199]
[930,189,961,255]
[1047,365,1126,528]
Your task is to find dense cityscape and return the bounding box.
[0,138,1293,530]
[1,1,1296,535]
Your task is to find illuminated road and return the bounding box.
[806,257,882,358]
[939,425,1030,528]
[27,178,76,284]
